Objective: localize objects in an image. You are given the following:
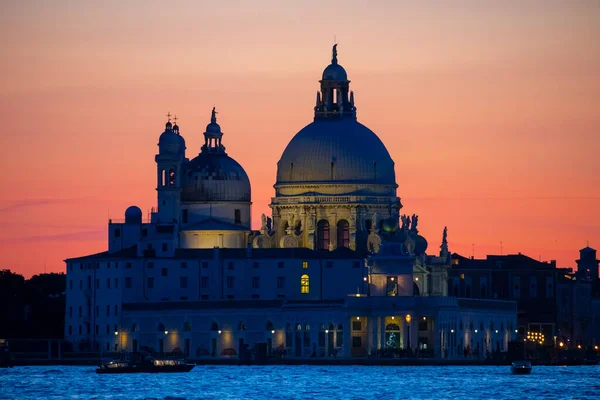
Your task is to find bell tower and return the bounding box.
[155,113,186,224]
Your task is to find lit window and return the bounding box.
[302,261,308,269]
[301,274,310,294]
[460,273,465,279]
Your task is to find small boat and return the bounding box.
[511,360,532,375]
[96,352,195,374]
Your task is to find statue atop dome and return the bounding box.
[332,44,338,64]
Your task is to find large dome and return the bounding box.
[182,153,250,202]
[276,118,396,185]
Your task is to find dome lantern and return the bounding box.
[316,44,356,120]
[201,107,226,154]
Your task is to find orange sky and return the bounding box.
[1,1,599,277]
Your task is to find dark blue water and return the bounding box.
[1,365,599,399]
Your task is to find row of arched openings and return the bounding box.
[316,219,349,250]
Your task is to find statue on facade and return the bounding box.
[260,214,267,231]
[411,214,419,231]
[371,212,378,231]
[266,217,272,232]
[401,214,410,230]
[440,226,449,257]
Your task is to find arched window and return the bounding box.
[168,169,176,186]
[238,321,246,331]
[304,324,310,331]
[336,220,350,249]
[316,220,330,250]
[157,322,165,332]
[301,274,310,294]
[131,323,138,332]
[183,322,192,332]
[296,323,302,331]
[329,323,335,331]
[211,322,219,331]
[161,169,166,187]
[337,324,343,331]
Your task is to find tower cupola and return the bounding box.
[201,107,226,154]
[314,44,357,120]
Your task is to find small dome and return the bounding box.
[414,235,428,256]
[382,218,399,233]
[158,124,183,156]
[322,63,348,81]
[206,121,222,135]
[125,206,142,224]
[182,153,251,202]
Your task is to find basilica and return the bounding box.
[64,46,517,360]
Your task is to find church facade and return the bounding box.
[64,46,517,359]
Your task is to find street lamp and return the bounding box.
[405,315,412,350]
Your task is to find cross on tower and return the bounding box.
[166,111,172,122]
[173,114,178,124]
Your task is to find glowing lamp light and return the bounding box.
[451,329,455,333]
[218,330,222,334]
[164,330,168,335]
[391,316,395,320]
[356,317,360,320]
[559,342,564,347]
[422,317,426,321]
[363,277,367,281]
[271,330,275,334]
[495,330,499,334]
[415,277,419,281]
[577,344,582,349]
[391,277,395,281]
[114,331,119,336]
[325,330,329,333]
[475,330,478,333]
[405,314,411,324]
[594,345,598,350]
[515,330,518,333]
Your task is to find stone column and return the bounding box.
[344,320,352,359]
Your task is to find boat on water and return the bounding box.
[511,360,532,375]
[96,352,195,374]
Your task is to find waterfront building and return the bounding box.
[449,253,559,343]
[64,46,517,359]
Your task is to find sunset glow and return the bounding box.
[1,0,599,277]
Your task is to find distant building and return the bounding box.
[556,246,600,347]
[449,253,559,342]
[64,45,517,359]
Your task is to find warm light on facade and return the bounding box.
[405,314,411,324]
[559,342,564,347]
[577,344,582,349]
[164,330,168,335]
[595,345,598,350]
